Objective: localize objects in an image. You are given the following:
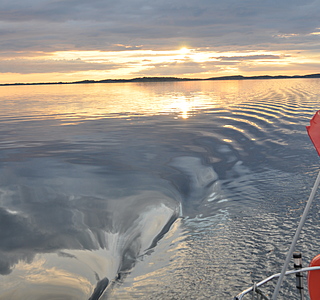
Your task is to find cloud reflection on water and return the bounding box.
[1,80,318,299]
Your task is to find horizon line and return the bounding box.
[1,73,320,87]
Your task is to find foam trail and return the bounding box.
[87,194,180,299]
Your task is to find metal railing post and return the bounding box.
[293,252,304,300]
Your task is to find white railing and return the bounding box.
[234,266,320,300]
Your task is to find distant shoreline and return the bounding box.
[1,73,320,86]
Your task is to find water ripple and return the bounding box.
[1,79,320,299]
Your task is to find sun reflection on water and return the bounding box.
[0,82,222,122]
[163,95,206,119]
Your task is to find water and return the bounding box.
[0,79,320,299]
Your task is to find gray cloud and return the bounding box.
[134,60,214,76]
[0,0,320,52]
[0,58,120,74]
[217,55,283,61]
[0,51,50,58]
[238,62,320,73]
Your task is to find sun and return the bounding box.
[179,47,190,55]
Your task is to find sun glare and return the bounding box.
[1,47,316,84]
[179,47,190,55]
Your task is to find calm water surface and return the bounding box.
[1,79,320,299]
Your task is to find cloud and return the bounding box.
[0,0,320,52]
[134,59,215,76]
[111,44,144,51]
[0,51,51,58]
[217,55,283,61]
[238,62,320,73]
[0,58,120,74]
[0,0,320,81]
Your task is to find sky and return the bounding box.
[1,0,320,84]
